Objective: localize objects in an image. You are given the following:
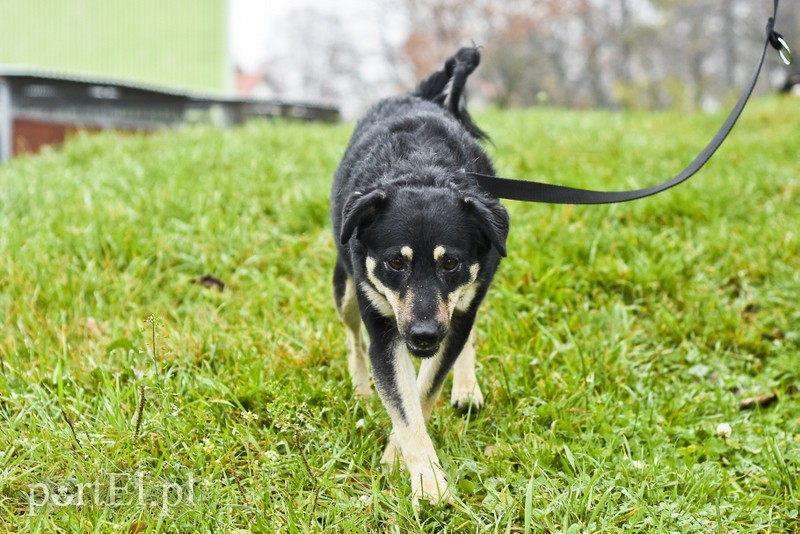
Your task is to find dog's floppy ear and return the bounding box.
[340,189,388,244]
[463,196,509,257]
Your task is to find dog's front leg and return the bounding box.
[372,341,450,504]
[417,321,482,417]
[450,330,484,412]
[386,319,481,469]
[380,347,447,471]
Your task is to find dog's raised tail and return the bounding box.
[414,47,488,141]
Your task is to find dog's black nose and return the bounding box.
[408,322,441,350]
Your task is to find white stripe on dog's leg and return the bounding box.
[451,330,483,411]
[378,343,450,504]
[338,278,371,398]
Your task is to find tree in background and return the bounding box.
[253,0,796,114]
[393,0,791,110]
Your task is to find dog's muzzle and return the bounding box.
[406,321,443,358]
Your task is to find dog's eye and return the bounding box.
[386,258,405,271]
[442,259,460,271]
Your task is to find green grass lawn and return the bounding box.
[1,97,798,532]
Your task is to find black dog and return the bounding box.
[331,47,508,504]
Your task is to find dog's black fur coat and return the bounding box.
[330,47,508,502]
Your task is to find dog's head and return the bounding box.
[340,185,508,358]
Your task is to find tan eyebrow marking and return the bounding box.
[433,246,446,261]
[401,246,413,261]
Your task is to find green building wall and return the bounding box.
[0,0,230,93]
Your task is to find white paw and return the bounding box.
[408,461,452,505]
[450,381,484,413]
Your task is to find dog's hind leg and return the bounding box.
[333,260,371,398]
[450,330,484,413]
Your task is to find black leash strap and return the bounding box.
[470,0,792,205]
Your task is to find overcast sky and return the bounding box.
[229,0,292,71]
[229,0,383,71]
[228,0,405,116]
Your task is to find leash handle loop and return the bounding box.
[470,0,791,205]
[770,31,792,65]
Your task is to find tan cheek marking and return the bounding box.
[366,256,378,277]
[447,263,481,315]
[433,246,446,261]
[454,282,479,313]
[360,281,394,318]
[437,295,450,327]
[365,256,402,318]
[365,256,417,333]
[397,290,416,333]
